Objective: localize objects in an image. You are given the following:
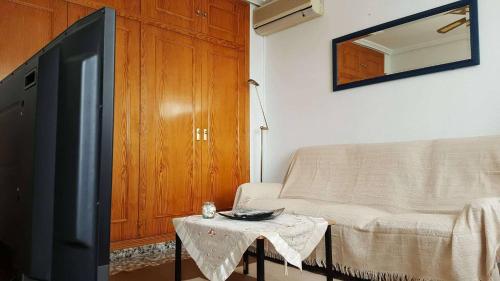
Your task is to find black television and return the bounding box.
[0,8,115,281]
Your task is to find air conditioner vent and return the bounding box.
[253,0,324,36]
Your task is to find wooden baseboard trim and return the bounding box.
[111,233,176,251]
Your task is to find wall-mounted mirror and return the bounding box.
[332,0,479,91]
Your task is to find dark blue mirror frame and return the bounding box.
[332,0,480,92]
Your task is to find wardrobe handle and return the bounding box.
[203,129,208,141]
[203,11,208,17]
[196,9,203,16]
[196,128,201,141]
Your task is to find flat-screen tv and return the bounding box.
[0,8,115,281]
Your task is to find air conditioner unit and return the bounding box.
[253,0,324,36]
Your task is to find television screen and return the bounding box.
[0,8,115,281]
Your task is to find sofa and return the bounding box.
[233,135,500,281]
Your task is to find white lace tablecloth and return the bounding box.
[173,214,328,281]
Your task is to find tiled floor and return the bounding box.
[110,257,339,281]
[110,242,182,275]
[109,243,360,281]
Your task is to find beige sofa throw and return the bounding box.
[278,135,500,281]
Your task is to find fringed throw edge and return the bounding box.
[251,247,438,281]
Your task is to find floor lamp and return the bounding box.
[248,79,268,183]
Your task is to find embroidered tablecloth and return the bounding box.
[173,214,328,281]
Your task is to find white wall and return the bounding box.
[257,0,500,182]
[249,4,267,183]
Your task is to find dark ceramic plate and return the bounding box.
[218,208,285,221]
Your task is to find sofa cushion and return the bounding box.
[366,213,456,236]
[242,198,456,236]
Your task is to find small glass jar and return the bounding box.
[202,202,216,219]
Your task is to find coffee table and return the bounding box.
[173,214,335,281]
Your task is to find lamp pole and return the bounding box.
[248,79,268,183]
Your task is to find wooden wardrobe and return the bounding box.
[0,0,250,250]
[337,41,385,84]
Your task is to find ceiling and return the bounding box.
[355,7,470,53]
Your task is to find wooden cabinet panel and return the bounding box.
[67,2,94,24]
[202,43,246,210]
[17,0,51,7]
[202,0,247,44]
[65,0,141,16]
[337,43,363,84]
[337,41,385,84]
[0,0,67,80]
[360,49,384,79]
[143,0,202,33]
[142,0,248,45]
[110,17,141,242]
[74,0,141,15]
[140,24,202,237]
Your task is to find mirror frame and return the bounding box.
[332,0,479,92]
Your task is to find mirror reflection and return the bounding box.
[336,5,472,85]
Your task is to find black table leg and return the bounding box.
[175,234,182,281]
[325,225,333,281]
[257,238,265,281]
[243,250,249,275]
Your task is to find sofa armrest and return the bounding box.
[232,183,283,210]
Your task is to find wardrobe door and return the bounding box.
[140,25,202,237]
[67,3,94,24]
[71,0,141,16]
[68,5,142,242]
[337,42,364,84]
[201,0,248,44]
[337,41,385,84]
[143,0,203,33]
[202,42,248,210]
[109,17,141,242]
[359,48,385,80]
[0,0,67,80]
